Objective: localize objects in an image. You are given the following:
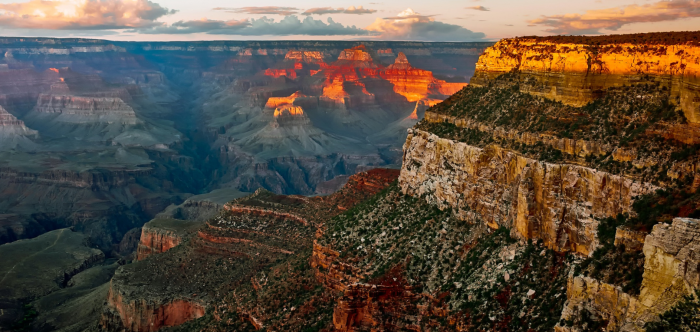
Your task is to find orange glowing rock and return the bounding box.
[265,91,308,108]
[273,105,305,117]
[284,50,324,63]
[380,52,467,102]
[407,108,419,120]
[48,68,59,73]
[438,83,468,96]
[337,45,373,62]
[264,68,297,79]
[322,78,350,100]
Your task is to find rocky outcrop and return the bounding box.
[333,282,420,331]
[33,94,138,123]
[100,280,206,332]
[614,227,648,252]
[556,275,639,332]
[557,217,700,331]
[471,38,700,123]
[380,52,467,102]
[311,241,363,291]
[136,220,187,261]
[284,50,325,63]
[0,105,38,150]
[399,128,656,256]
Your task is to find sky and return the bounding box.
[0,0,698,41]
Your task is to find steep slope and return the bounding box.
[99,169,399,331]
[0,105,38,150]
[400,31,700,331]
[0,229,105,330]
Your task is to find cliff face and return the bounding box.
[33,94,138,122]
[100,279,206,332]
[557,218,700,331]
[136,221,185,261]
[380,52,467,102]
[0,105,38,150]
[471,38,700,123]
[392,32,700,331]
[399,128,655,256]
[100,169,399,332]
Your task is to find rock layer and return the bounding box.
[0,105,38,150]
[557,217,700,331]
[101,281,206,332]
[399,129,656,256]
[471,38,700,123]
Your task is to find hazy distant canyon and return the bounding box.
[0,38,489,328]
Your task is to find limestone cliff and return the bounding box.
[399,128,655,256]
[396,32,700,331]
[471,37,700,123]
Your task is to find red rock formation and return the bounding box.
[102,283,206,332]
[265,91,308,108]
[380,52,467,102]
[273,105,304,118]
[136,226,183,261]
[333,281,421,331]
[337,45,374,63]
[264,68,297,79]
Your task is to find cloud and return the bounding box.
[529,0,700,34]
[137,15,373,36]
[303,6,377,15]
[466,6,489,11]
[366,8,486,41]
[0,0,175,30]
[212,6,299,16]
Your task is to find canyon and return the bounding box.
[0,38,487,331]
[5,31,700,332]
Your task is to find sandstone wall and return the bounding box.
[470,39,700,123]
[399,129,656,255]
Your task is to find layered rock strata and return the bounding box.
[100,169,399,331]
[471,38,700,123]
[101,281,206,332]
[33,94,138,123]
[380,52,467,102]
[557,217,700,331]
[399,128,656,256]
[136,219,199,261]
[0,105,38,150]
